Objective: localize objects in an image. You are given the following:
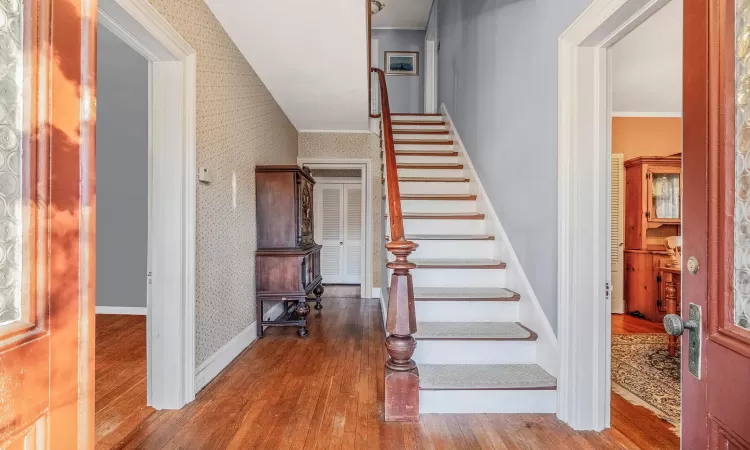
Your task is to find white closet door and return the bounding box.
[611,153,625,313]
[342,185,362,284]
[315,185,344,283]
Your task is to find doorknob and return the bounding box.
[663,303,702,379]
[340,242,343,245]
[663,314,697,336]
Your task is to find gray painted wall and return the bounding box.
[373,29,425,113]
[436,0,590,333]
[96,27,149,308]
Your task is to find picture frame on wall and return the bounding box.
[385,51,419,76]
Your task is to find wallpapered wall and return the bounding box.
[298,132,383,289]
[148,0,298,366]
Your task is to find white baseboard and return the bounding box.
[379,288,388,333]
[371,287,381,299]
[611,299,625,314]
[96,306,147,315]
[442,104,559,378]
[194,302,284,393]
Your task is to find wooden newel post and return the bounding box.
[384,238,419,422]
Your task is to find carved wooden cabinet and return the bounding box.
[623,156,681,322]
[255,166,324,337]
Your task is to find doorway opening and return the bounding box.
[608,1,682,445]
[299,159,374,299]
[95,0,196,430]
[558,0,682,435]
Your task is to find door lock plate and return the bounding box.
[688,303,702,379]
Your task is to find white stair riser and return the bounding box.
[397,168,465,178]
[403,218,485,235]
[402,268,506,288]
[396,144,454,152]
[401,199,478,213]
[410,239,493,259]
[393,123,446,131]
[413,340,535,364]
[415,301,519,322]
[419,390,556,414]
[398,182,471,195]
[391,115,444,122]
[396,155,459,164]
[394,134,452,140]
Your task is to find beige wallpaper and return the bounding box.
[148,0,298,366]
[298,132,383,289]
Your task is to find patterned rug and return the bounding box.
[611,334,681,430]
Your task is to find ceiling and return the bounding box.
[372,0,433,29]
[204,0,370,131]
[610,0,682,115]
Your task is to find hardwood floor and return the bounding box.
[612,313,667,334]
[96,302,677,449]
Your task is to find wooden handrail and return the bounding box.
[371,67,420,422]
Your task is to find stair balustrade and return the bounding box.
[371,67,419,422]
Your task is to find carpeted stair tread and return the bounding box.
[409,258,507,269]
[414,287,520,301]
[418,364,556,390]
[414,322,535,340]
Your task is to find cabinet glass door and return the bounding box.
[649,171,681,220]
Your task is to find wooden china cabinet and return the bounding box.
[623,156,682,322]
[255,166,324,337]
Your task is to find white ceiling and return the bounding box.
[610,0,682,115]
[204,0,369,131]
[372,0,433,29]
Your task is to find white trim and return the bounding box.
[424,40,437,113]
[99,0,197,410]
[298,158,374,300]
[611,111,681,117]
[557,0,671,431]
[298,129,373,134]
[441,104,558,379]
[95,306,148,315]
[379,288,388,333]
[371,287,381,299]
[372,26,427,30]
[314,177,362,184]
[194,303,284,392]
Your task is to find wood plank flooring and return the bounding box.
[96,301,678,449]
[612,314,667,335]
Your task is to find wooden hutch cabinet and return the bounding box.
[623,156,681,322]
[255,166,324,337]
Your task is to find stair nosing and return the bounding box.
[397,164,464,169]
[400,194,477,200]
[393,129,450,135]
[414,293,520,302]
[395,151,459,156]
[385,234,495,241]
[395,140,454,145]
[400,213,485,220]
[398,177,470,183]
[393,120,446,126]
[414,322,538,341]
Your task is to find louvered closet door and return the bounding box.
[611,154,625,313]
[342,185,363,284]
[315,185,344,283]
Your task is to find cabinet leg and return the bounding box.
[314,285,324,310]
[296,300,310,337]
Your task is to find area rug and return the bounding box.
[611,334,681,431]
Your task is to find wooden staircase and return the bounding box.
[372,68,555,419]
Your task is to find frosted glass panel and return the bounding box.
[735,0,750,330]
[651,173,680,219]
[0,0,22,327]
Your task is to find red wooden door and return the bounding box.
[683,0,750,447]
[0,0,96,447]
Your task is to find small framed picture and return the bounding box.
[385,51,419,76]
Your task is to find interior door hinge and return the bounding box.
[605,282,611,299]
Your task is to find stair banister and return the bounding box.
[371,67,420,422]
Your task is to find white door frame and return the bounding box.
[99,0,197,410]
[298,158,374,299]
[557,0,672,431]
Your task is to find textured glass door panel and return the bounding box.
[736,0,750,330]
[650,172,681,219]
[0,0,22,327]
